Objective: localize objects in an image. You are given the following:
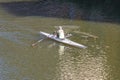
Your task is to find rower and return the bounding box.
[57,26,65,39]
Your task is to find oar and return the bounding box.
[32,38,46,46]
[66,33,72,38]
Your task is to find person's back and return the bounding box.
[57,26,65,39]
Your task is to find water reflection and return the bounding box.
[58,45,65,56]
[56,45,108,80]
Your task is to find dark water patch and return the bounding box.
[0,0,120,23]
[0,1,69,18]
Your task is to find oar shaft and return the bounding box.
[66,34,72,38]
[32,38,45,46]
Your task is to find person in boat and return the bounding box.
[57,26,65,39]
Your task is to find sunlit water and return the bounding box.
[0,5,120,80]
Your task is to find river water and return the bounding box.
[0,5,120,80]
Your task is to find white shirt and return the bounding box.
[58,29,65,39]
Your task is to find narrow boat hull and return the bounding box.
[40,31,87,48]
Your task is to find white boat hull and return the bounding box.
[40,31,87,48]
